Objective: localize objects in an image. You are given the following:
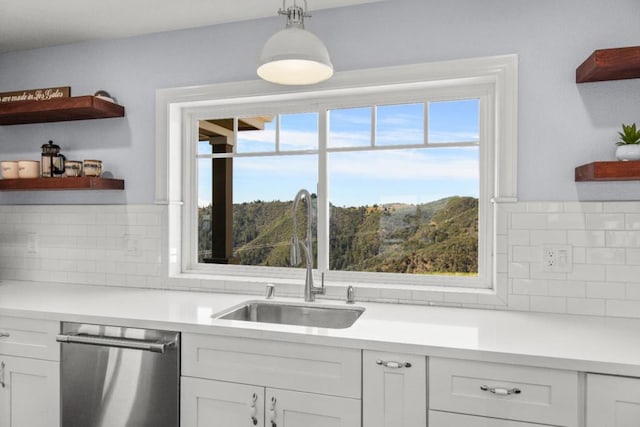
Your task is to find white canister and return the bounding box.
[1,161,18,179]
[17,160,40,179]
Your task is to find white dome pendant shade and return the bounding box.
[257,2,334,85]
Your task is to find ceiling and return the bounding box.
[0,0,382,54]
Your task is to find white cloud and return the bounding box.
[330,149,478,180]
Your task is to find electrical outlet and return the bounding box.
[542,245,572,273]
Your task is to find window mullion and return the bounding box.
[317,109,329,273]
[275,114,280,153]
[424,101,429,145]
[371,106,376,147]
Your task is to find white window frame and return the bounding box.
[156,55,518,302]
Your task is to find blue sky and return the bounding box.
[198,99,479,207]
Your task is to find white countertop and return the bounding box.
[1,280,639,376]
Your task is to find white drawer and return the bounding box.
[182,333,361,398]
[429,410,551,427]
[429,357,578,427]
[0,316,59,361]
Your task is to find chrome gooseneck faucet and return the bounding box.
[291,189,324,302]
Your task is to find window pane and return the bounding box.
[428,99,479,143]
[280,112,319,151]
[328,107,372,148]
[198,140,211,155]
[197,158,213,262]
[236,116,276,153]
[197,154,318,267]
[329,147,479,275]
[376,103,424,146]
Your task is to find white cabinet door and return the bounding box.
[587,374,640,427]
[362,350,426,427]
[266,388,360,427]
[181,376,265,427]
[0,355,59,427]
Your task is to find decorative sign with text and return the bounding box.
[0,86,71,103]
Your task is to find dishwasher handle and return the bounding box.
[56,333,175,354]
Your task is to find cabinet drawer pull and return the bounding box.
[376,359,412,369]
[269,396,277,427]
[0,332,9,338]
[249,392,258,425]
[480,385,521,396]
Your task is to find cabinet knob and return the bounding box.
[376,359,412,369]
[480,385,521,396]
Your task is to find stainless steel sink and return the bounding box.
[215,300,365,329]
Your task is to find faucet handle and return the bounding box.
[346,285,355,304]
[265,284,275,299]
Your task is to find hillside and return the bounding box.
[199,196,478,275]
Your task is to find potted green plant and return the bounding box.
[616,123,640,161]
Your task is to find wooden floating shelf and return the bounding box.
[577,46,640,83]
[0,177,125,191]
[0,96,125,125]
[575,161,640,181]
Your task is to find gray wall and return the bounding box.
[0,0,639,204]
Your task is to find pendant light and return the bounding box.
[257,0,333,85]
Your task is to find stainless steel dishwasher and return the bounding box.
[56,322,180,427]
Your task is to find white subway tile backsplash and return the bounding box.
[506,294,530,311]
[605,300,640,318]
[586,248,626,265]
[530,296,567,314]
[562,202,603,213]
[585,214,625,230]
[604,202,640,212]
[606,230,640,247]
[529,263,568,280]
[586,282,626,300]
[626,249,640,265]
[567,264,606,282]
[567,298,605,316]
[508,262,530,278]
[1,201,640,319]
[567,230,605,247]
[511,213,548,229]
[606,265,640,283]
[508,229,530,246]
[548,280,585,298]
[625,214,640,230]
[625,283,640,300]
[529,230,567,245]
[573,247,586,264]
[512,246,539,262]
[525,202,563,212]
[547,213,585,230]
[513,279,548,295]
